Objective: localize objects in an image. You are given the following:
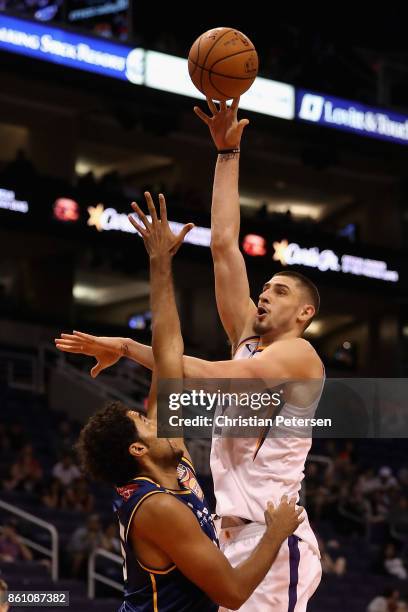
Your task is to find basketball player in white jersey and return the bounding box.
[55,100,324,610]
[191,98,324,611]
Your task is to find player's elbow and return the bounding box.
[216,583,248,610]
[218,592,246,610]
[210,235,236,254]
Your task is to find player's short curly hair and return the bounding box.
[76,401,142,487]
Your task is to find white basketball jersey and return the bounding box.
[210,335,324,555]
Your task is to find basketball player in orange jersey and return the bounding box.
[56,101,324,611]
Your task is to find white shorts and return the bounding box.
[218,522,322,612]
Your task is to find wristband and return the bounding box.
[218,148,240,154]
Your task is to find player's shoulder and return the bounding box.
[135,490,191,528]
[261,337,322,375]
[264,336,315,353]
[139,490,190,520]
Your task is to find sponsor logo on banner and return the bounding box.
[272,240,341,272]
[0,15,144,84]
[271,239,398,283]
[297,89,408,145]
[242,235,399,283]
[87,203,211,247]
[298,93,325,122]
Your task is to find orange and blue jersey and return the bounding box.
[113,456,218,612]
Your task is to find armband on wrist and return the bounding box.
[218,148,240,155]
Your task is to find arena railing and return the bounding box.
[390,522,408,544]
[307,454,333,468]
[39,342,147,406]
[87,547,122,599]
[0,349,40,392]
[0,499,59,581]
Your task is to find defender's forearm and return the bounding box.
[119,337,208,377]
[119,339,155,370]
[119,339,258,379]
[150,255,183,368]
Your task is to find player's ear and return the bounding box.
[299,304,315,323]
[129,443,148,459]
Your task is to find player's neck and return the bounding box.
[259,327,301,347]
[142,464,180,490]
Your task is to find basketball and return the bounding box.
[188,27,258,101]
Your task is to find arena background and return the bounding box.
[0,4,408,611]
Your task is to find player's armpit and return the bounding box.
[133,494,244,609]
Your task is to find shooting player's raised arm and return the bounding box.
[194,98,256,350]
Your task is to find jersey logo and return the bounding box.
[245,341,259,357]
[177,463,204,501]
[116,482,141,501]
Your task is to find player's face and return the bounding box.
[126,411,182,466]
[253,276,306,336]
[127,410,155,439]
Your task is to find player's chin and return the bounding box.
[253,318,267,335]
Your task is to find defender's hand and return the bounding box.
[54,331,123,378]
[264,495,304,541]
[128,192,193,258]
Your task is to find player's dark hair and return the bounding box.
[76,401,142,487]
[273,270,320,329]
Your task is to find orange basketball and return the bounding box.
[188,27,258,101]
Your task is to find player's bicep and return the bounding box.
[137,495,236,606]
[213,246,256,346]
